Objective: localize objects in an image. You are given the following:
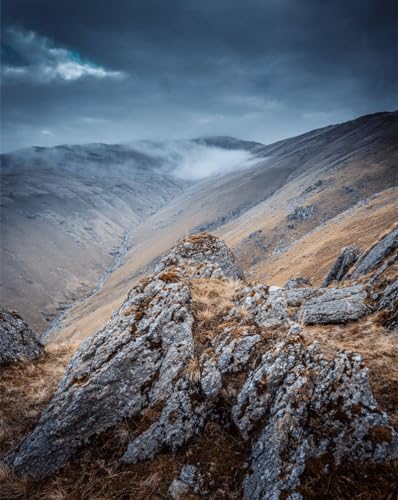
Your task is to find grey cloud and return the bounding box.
[1,0,397,152]
[1,27,126,83]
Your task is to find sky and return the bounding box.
[1,0,397,152]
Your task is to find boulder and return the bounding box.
[299,285,370,324]
[322,245,360,287]
[0,306,43,365]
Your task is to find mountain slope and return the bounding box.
[1,138,260,331]
[48,111,398,344]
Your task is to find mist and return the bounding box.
[130,140,260,180]
[1,139,261,181]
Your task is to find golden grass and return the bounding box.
[0,343,75,458]
[183,356,201,384]
[190,278,240,325]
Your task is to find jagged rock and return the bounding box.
[351,226,398,278]
[284,277,312,289]
[239,327,398,499]
[7,271,197,478]
[322,245,360,286]
[368,251,398,284]
[6,234,398,498]
[0,306,43,365]
[287,205,315,222]
[299,285,370,324]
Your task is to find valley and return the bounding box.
[28,111,397,345]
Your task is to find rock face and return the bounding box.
[350,225,398,278]
[0,307,43,365]
[322,245,360,286]
[6,234,398,498]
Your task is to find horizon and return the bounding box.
[2,108,397,155]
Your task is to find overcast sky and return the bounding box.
[1,0,397,152]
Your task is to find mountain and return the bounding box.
[0,138,258,331]
[1,112,397,340]
[44,111,397,344]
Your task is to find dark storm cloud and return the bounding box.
[1,0,397,151]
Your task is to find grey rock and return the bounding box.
[157,232,244,280]
[200,357,222,397]
[0,306,43,365]
[7,272,196,478]
[287,205,315,222]
[169,479,190,499]
[378,279,398,331]
[122,378,207,464]
[351,226,398,278]
[299,285,370,324]
[169,464,203,499]
[368,251,398,285]
[322,245,360,286]
[380,279,398,311]
[239,328,398,500]
[284,277,312,289]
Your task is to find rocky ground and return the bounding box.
[0,228,397,499]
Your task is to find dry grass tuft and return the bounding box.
[301,457,398,499]
[0,463,31,500]
[0,343,75,458]
[184,356,201,383]
[191,278,240,326]
[158,270,181,283]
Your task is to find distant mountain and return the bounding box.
[193,135,263,150]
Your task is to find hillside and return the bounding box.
[0,138,258,331]
[45,111,398,344]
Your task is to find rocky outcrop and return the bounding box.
[236,284,369,327]
[287,205,315,221]
[0,307,43,365]
[350,225,398,278]
[6,234,398,498]
[322,245,360,286]
[299,285,370,324]
[239,327,397,499]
